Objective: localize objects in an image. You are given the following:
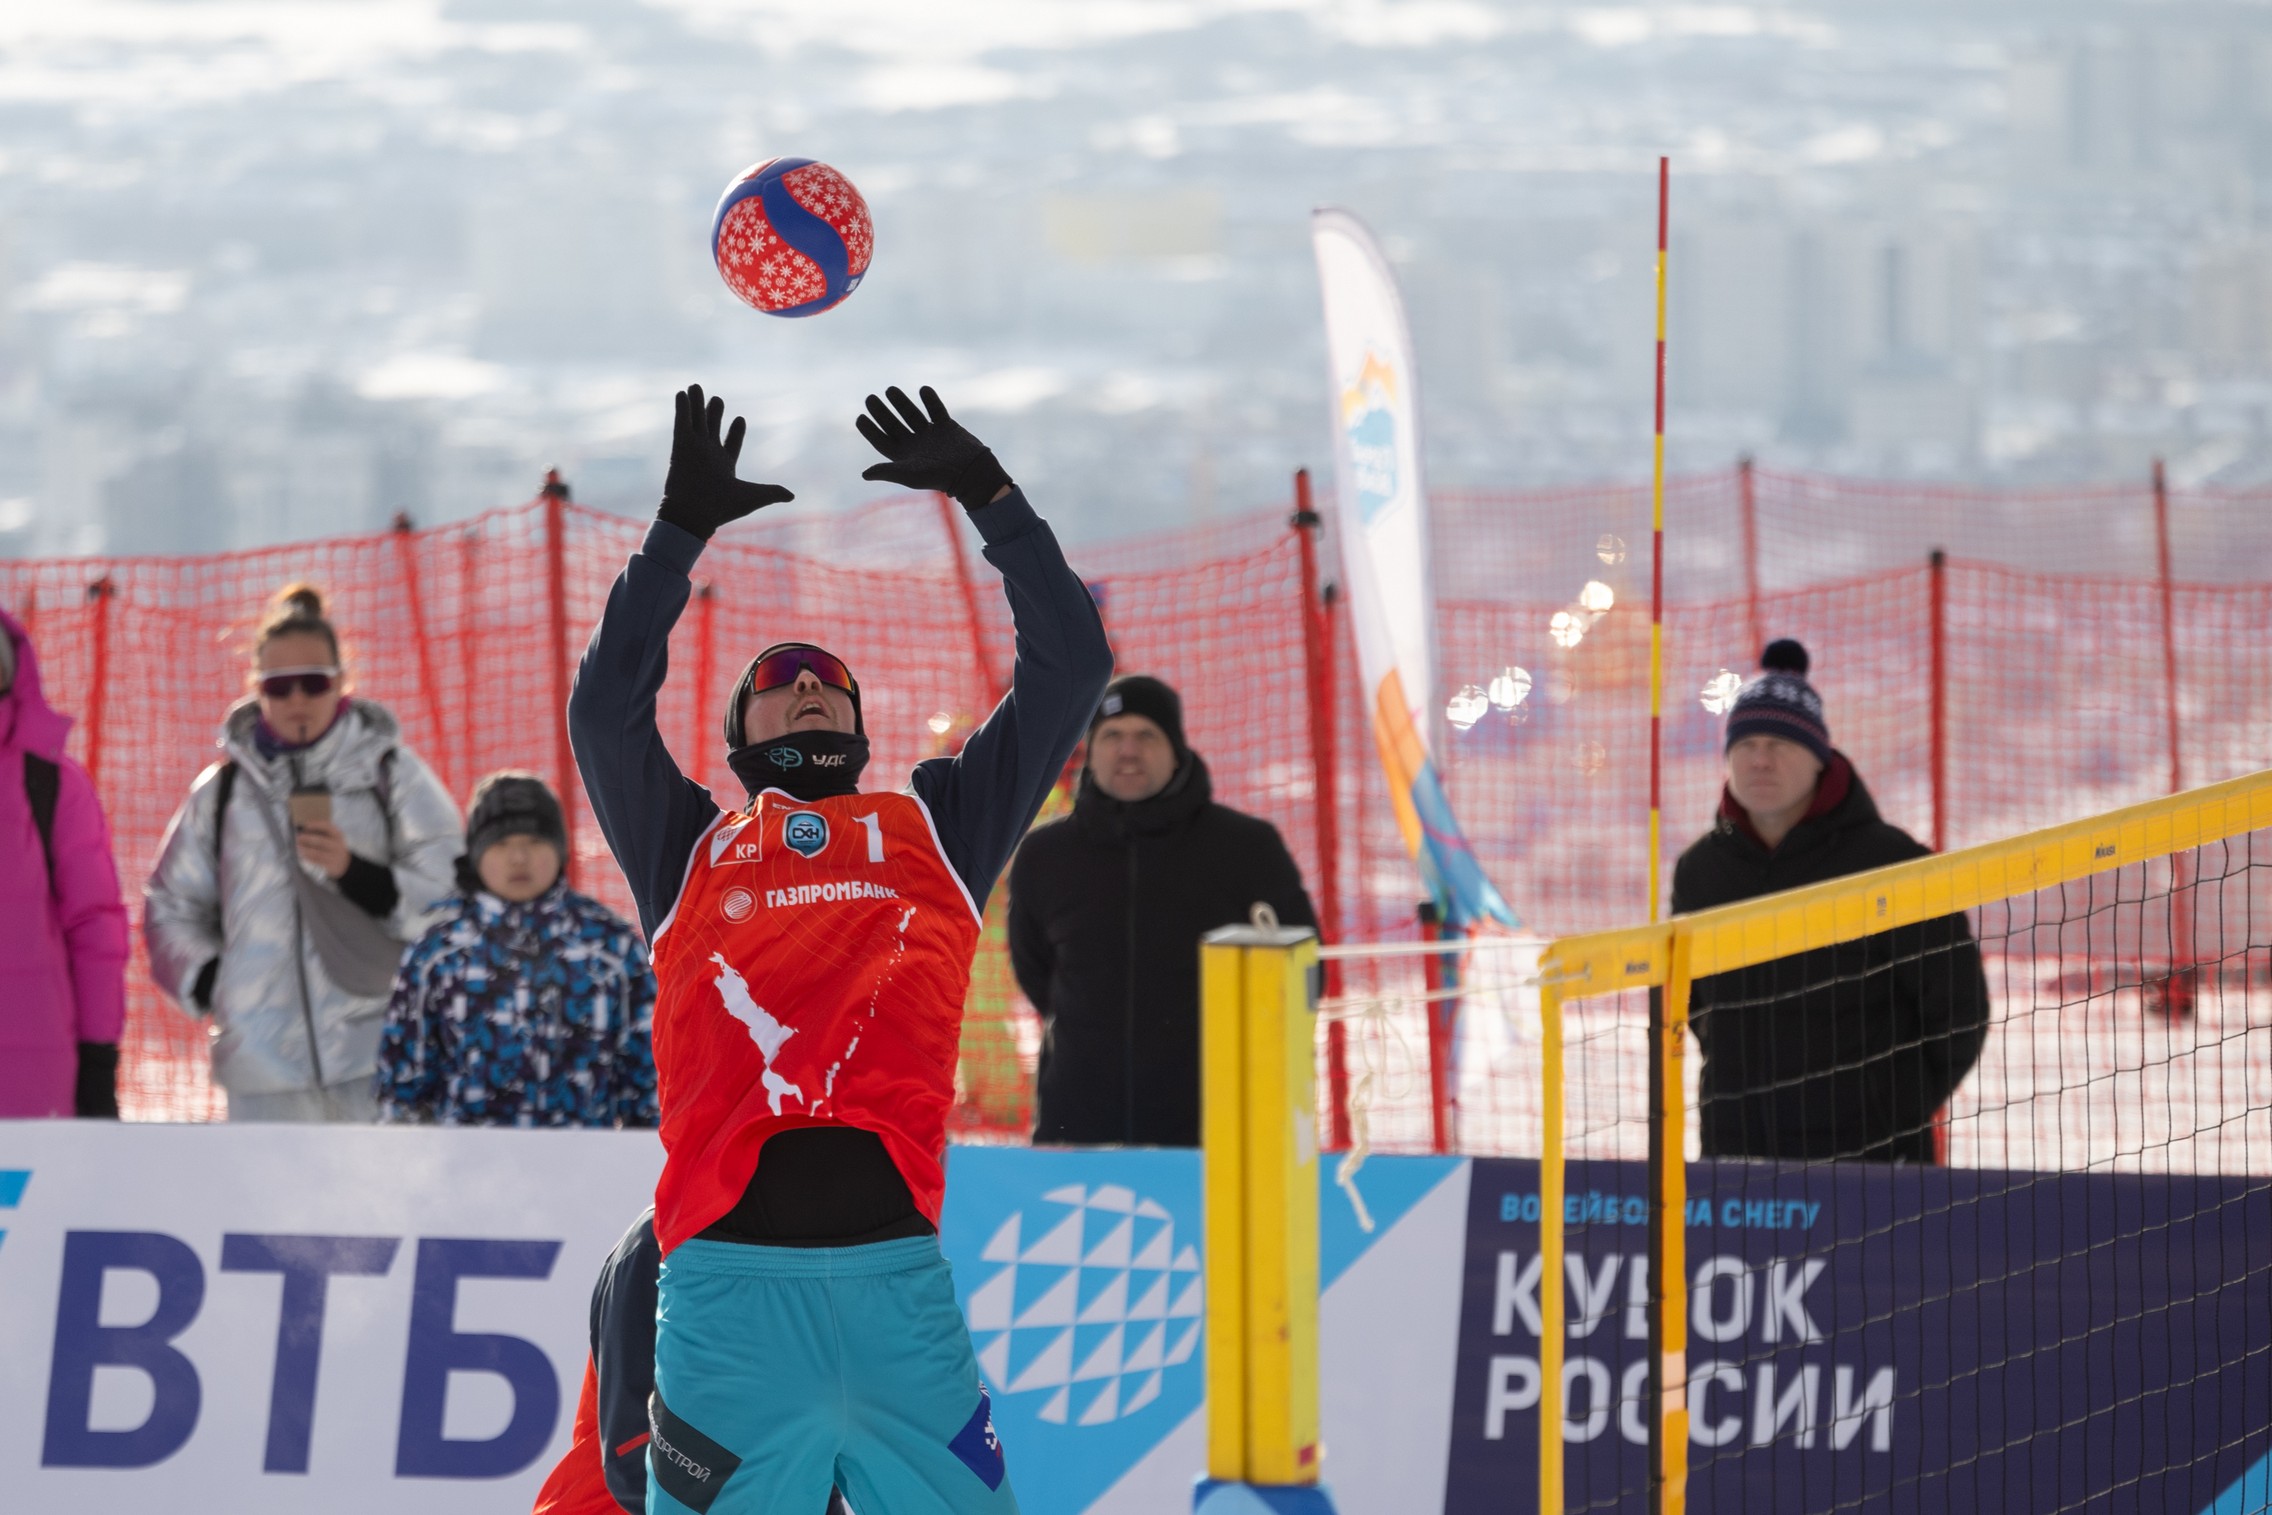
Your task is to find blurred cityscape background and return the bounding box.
[2,0,2269,558]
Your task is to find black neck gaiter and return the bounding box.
[729,730,870,801]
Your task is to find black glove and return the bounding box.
[75,1042,120,1119]
[190,958,219,1011]
[856,386,1012,512]
[657,384,795,540]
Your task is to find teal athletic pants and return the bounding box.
[648,1235,1018,1515]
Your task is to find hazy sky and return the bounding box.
[5,0,2265,553]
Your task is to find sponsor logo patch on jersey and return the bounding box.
[710,817,757,866]
[783,811,829,858]
[721,887,756,922]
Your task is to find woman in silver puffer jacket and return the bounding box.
[145,583,462,1121]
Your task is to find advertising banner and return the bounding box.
[0,1124,1465,1514]
[14,1125,2256,1512]
[1310,207,1513,930]
[0,1121,664,1514]
[1444,1156,2272,1514]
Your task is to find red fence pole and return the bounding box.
[1739,455,1762,661]
[2153,458,2196,1017]
[457,526,481,791]
[2154,459,2182,797]
[1292,470,1349,1149]
[1929,549,1947,856]
[83,577,115,787]
[1419,903,1460,1154]
[391,513,454,801]
[690,582,718,788]
[543,472,578,888]
[937,493,1005,708]
[1928,548,1950,1162]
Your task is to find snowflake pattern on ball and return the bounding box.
[716,197,827,312]
[780,162,874,277]
[964,1183,1203,1427]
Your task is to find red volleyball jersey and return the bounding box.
[648,789,984,1253]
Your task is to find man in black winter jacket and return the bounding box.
[1009,675,1317,1146]
[1672,640,1989,1164]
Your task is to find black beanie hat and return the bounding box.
[464,771,568,864]
[1090,674,1187,759]
[1725,639,1831,766]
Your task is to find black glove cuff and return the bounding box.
[338,854,400,919]
[950,449,1013,514]
[656,494,718,542]
[76,1042,120,1119]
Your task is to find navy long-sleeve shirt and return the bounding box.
[568,488,1113,942]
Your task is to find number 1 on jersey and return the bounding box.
[855,812,885,863]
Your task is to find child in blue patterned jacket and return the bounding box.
[375,771,657,1127]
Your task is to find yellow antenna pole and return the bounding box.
[1649,156,1669,925]
[1648,155,1687,1515]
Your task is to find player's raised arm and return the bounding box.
[855,384,1114,908]
[569,385,794,938]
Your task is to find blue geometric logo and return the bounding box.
[941,1147,1203,1515]
[963,1181,1203,1427]
[783,812,828,858]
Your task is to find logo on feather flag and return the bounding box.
[1341,351,1405,527]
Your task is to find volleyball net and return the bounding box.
[1484,766,2272,1513]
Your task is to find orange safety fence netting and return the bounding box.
[4,465,2269,1144]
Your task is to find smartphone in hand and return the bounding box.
[288,786,333,830]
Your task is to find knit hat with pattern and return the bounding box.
[1725,639,1830,766]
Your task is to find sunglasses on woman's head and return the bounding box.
[747,647,854,695]
[259,666,340,699]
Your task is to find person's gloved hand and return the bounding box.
[75,1042,119,1119]
[856,386,1012,512]
[658,384,795,540]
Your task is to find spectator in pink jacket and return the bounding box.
[0,607,129,1118]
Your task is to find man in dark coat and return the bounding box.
[1009,675,1317,1146]
[1671,639,1990,1164]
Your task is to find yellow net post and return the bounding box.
[1656,931,1692,1514]
[1538,979,1567,1515]
[1198,924,1337,1515]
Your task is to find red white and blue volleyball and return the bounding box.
[710,157,874,317]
